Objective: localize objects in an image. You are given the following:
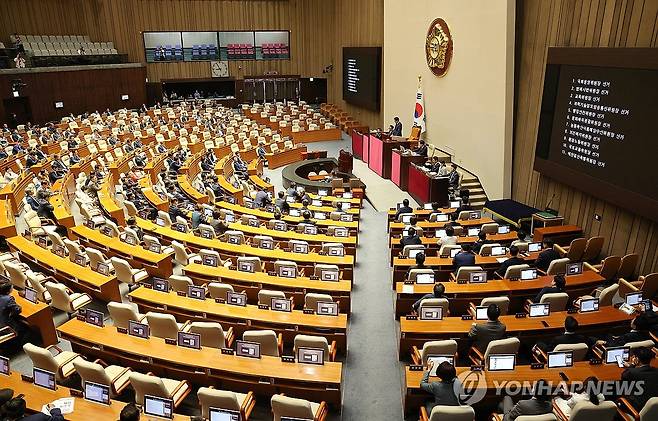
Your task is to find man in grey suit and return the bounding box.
[499,379,553,421]
[420,360,460,414]
[468,303,506,353]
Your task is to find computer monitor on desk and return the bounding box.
[144,395,174,419]
[487,354,516,371]
[209,408,241,421]
[84,381,110,405]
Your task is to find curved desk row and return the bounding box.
[182,263,352,313]
[128,287,348,352]
[394,271,604,316]
[398,305,633,357]
[58,319,343,407]
[8,236,122,302]
[136,217,355,281]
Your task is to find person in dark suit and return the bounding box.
[412,282,446,311]
[168,199,187,222]
[0,282,28,352]
[496,246,526,278]
[601,314,651,347]
[3,394,65,420]
[468,303,507,353]
[473,231,490,254]
[621,347,658,410]
[534,316,593,354]
[395,198,413,220]
[453,243,476,271]
[533,274,566,303]
[391,117,402,136]
[499,379,553,421]
[535,238,561,272]
[420,361,460,414]
[413,139,428,157]
[400,227,422,247]
[117,403,141,421]
[447,165,460,190]
[445,212,461,229]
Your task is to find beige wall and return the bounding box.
[383,0,515,199]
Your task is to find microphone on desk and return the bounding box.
[545,192,557,213]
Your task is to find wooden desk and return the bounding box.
[0,198,17,238]
[394,271,605,316]
[8,236,121,302]
[12,291,58,346]
[533,224,583,244]
[182,263,352,312]
[404,362,632,414]
[72,225,174,278]
[391,251,540,284]
[398,306,633,357]
[1,371,189,420]
[58,319,343,407]
[386,207,457,224]
[268,146,308,169]
[136,218,355,280]
[229,222,358,255]
[388,218,495,235]
[388,232,519,263]
[217,201,359,232]
[128,287,348,352]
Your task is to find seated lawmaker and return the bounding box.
[511,230,528,247]
[621,347,658,410]
[533,274,566,303]
[400,227,422,247]
[453,243,476,271]
[420,361,460,414]
[498,379,553,421]
[395,198,413,220]
[412,282,447,312]
[468,303,506,353]
[472,231,489,254]
[599,314,651,348]
[495,245,525,277]
[413,139,428,157]
[437,226,458,247]
[533,316,593,354]
[535,238,560,272]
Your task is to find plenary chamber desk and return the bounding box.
[58,319,343,407]
[407,165,449,205]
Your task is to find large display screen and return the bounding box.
[534,48,658,220]
[342,47,381,111]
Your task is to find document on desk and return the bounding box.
[496,257,508,264]
[402,284,415,294]
[42,397,75,415]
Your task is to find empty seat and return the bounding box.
[23,343,83,381]
[129,372,191,409]
[72,359,132,397]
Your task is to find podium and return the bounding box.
[351,130,365,160]
[367,133,418,179]
[391,150,426,190]
[408,164,449,206]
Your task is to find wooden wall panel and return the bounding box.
[514,0,658,275]
[0,0,86,37]
[1,0,384,126]
[0,67,147,124]
[331,0,384,129]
